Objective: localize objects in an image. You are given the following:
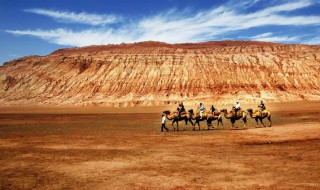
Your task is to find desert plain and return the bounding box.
[0,101,319,189]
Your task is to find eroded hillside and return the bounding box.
[1,41,319,106]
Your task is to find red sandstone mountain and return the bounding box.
[0,41,319,107]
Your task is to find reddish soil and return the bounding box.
[0,101,319,189]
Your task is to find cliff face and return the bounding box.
[0,41,319,107]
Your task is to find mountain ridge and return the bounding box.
[1,40,319,107]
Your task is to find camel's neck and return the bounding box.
[166,114,174,120]
[248,112,255,118]
[190,113,197,120]
[223,112,232,119]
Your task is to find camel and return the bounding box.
[220,109,247,129]
[247,109,272,127]
[188,109,223,130]
[163,110,193,131]
[207,111,223,128]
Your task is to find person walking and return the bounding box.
[161,114,169,132]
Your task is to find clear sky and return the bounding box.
[1,0,319,65]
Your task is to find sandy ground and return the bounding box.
[0,101,319,189]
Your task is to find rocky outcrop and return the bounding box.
[0,41,319,107]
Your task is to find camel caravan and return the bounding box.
[162,101,272,131]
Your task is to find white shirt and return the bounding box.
[235,103,240,109]
[200,105,205,112]
[162,116,166,124]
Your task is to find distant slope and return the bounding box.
[0,41,319,107]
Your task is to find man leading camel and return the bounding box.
[161,113,169,132]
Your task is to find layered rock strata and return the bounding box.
[1,41,319,107]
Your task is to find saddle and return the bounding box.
[212,111,220,116]
[232,108,243,117]
[258,110,269,117]
[180,111,186,116]
[196,112,207,118]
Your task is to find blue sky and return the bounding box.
[1,0,320,65]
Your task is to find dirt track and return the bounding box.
[0,101,319,189]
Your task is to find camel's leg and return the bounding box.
[259,118,265,127]
[218,116,223,127]
[210,119,214,129]
[217,116,220,128]
[198,121,201,131]
[267,115,272,127]
[172,120,175,131]
[176,121,179,131]
[243,116,247,130]
[231,119,235,129]
[255,118,259,128]
[189,119,194,128]
[206,119,211,130]
[184,119,188,130]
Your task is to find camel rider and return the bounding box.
[178,102,185,117]
[259,100,266,111]
[200,103,205,119]
[211,105,216,114]
[258,100,266,116]
[235,101,241,115]
[177,103,181,117]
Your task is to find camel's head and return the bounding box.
[220,109,227,113]
[247,108,253,113]
[163,110,171,115]
[188,109,194,114]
